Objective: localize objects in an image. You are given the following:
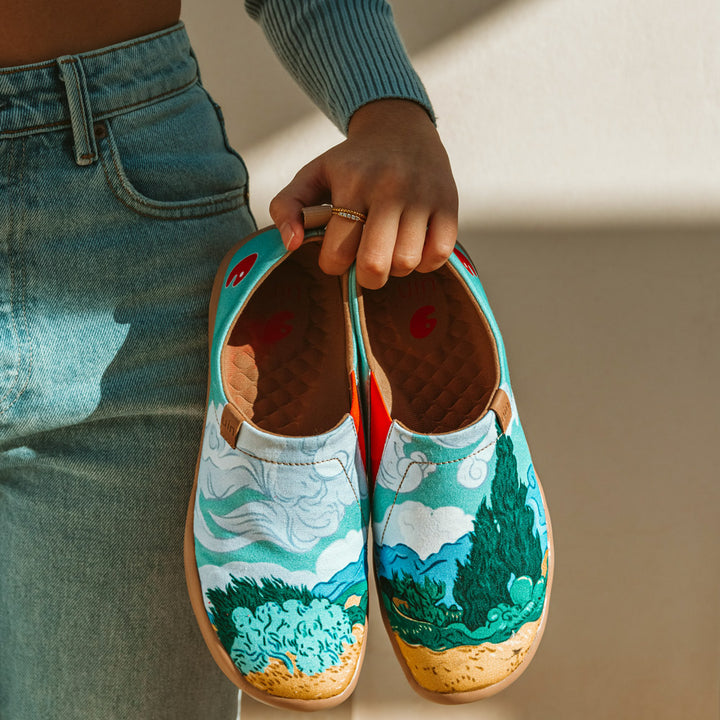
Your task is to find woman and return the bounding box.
[0,1,457,718]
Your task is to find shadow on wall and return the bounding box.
[236,223,720,720]
[182,0,528,148]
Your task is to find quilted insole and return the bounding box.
[363,266,499,434]
[221,243,348,436]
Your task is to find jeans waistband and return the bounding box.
[0,23,197,163]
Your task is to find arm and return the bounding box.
[246,0,458,289]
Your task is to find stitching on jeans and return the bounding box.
[105,140,245,210]
[0,26,184,76]
[101,127,246,212]
[98,76,198,118]
[0,76,198,137]
[0,142,20,410]
[0,119,70,136]
[98,155,247,221]
[379,433,499,545]
[0,138,33,417]
[0,60,57,75]
[11,138,34,410]
[67,61,93,161]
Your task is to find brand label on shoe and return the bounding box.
[226,253,258,287]
[454,247,478,277]
[250,311,295,344]
[410,305,437,338]
[220,403,243,447]
[489,388,512,433]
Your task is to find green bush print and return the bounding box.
[381,573,545,651]
[206,577,366,676]
[380,573,463,628]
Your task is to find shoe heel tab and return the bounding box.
[302,204,333,228]
[220,403,243,448]
[489,388,512,433]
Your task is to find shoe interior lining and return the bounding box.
[362,266,499,434]
[221,242,349,436]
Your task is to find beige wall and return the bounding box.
[184,0,720,228]
[182,2,720,718]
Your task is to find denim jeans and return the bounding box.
[0,24,255,719]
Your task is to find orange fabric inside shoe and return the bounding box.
[362,265,499,434]
[221,243,349,436]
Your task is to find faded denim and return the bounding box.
[0,24,254,719]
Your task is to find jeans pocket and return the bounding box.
[97,83,249,220]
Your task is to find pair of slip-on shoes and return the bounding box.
[184,224,554,711]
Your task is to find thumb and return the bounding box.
[269,157,329,252]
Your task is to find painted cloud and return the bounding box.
[375,500,474,561]
[196,404,361,554]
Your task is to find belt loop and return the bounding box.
[57,56,97,166]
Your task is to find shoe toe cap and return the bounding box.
[391,615,544,699]
[228,612,367,702]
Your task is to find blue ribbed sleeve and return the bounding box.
[245,0,435,133]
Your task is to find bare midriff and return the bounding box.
[0,0,181,67]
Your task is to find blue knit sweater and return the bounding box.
[245,0,435,133]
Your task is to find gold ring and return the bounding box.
[331,206,367,224]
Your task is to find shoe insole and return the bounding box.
[363,266,499,434]
[221,243,348,436]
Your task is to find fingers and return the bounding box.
[268,190,304,253]
[317,202,457,288]
[389,209,431,278]
[416,209,459,274]
[317,213,364,277]
[355,205,401,289]
[269,99,459,285]
[269,159,328,252]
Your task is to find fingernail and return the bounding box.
[279,222,295,250]
[288,232,304,252]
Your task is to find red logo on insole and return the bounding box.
[226,253,258,287]
[252,311,294,344]
[454,248,477,277]
[410,305,437,338]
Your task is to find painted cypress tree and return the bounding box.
[453,434,543,630]
[492,435,543,581]
[454,501,509,630]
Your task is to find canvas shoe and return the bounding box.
[184,226,369,711]
[349,243,554,703]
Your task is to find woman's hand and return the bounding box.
[269,99,458,289]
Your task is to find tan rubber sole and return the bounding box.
[374,471,555,705]
[183,226,367,712]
